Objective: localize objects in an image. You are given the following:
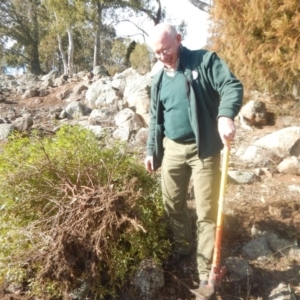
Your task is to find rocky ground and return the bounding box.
[0,81,300,300]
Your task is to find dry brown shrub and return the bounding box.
[38,180,143,288]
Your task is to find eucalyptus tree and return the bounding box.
[0,36,6,73]
[0,0,48,74]
[43,0,86,75]
[84,0,121,69]
[84,0,165,68]
[113,0,165,45]
[85,0,137,69]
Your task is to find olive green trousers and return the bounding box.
[161,137,220,281]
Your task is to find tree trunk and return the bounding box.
[30,3,42,75]
[29,42,42,75]
[67,28,74,76]
[187,0,212,12]
[93,1,102,69]
[153,0,162,25]
[138,0,162,26]
[57,34,68,75]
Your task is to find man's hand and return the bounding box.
[218,116,236,149]
[144,156,154,173]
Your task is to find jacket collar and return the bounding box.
[152,68,164,86]
[180,46,193,82]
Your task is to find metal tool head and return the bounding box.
[190,284,215,300]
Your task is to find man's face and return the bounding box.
[152,33,181,69]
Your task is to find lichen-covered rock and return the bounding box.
[133,259,165,299]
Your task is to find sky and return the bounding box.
[115,0,210,50]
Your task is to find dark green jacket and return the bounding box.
[146,46,243,170]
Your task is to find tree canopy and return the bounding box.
[0,0,163,75]
[2,0,299,96]
[0,0,48,74]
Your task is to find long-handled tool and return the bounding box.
[190,146,230,299]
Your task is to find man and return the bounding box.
[144,23,243,294]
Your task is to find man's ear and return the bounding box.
[176,34,182,43]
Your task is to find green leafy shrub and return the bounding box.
[0,125,170,298]
[129,43,151,75]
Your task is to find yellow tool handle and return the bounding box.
[211,146,230,268]
[218,147,230,220]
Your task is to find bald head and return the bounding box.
[149,23,177,45]
[149,23,181,70]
